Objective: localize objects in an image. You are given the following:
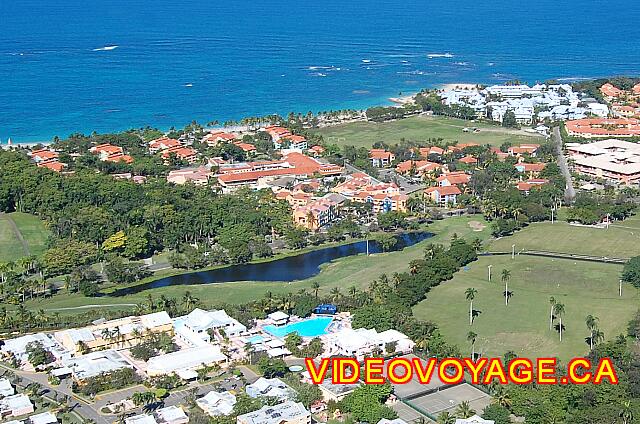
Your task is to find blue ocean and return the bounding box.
[1,0,639,142]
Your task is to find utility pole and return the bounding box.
[620,279,623,297]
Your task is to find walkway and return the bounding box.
[552,126,576,203]
[482,249,628,264]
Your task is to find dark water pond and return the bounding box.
[110,232,432,296]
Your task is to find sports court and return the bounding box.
[406,383,491,416]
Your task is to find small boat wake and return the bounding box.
[93,45,119,51]
[428,52,454,59]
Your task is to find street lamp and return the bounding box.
[488,265,492,282]
[511,244,515,259]
[620,279,623,297]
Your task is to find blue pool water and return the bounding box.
[2,0,640,141]
[247,335,265,344]
[264,317,333,339]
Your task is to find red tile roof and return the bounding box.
[459,155,478,164]
[38,161,65,172]
[425,185,461,195]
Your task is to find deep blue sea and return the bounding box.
[1,0,639,142]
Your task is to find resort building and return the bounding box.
[0,378,15,397]
[514,162,546,177]
[246,377,294,401]
[515,179,548,194]
[308,145,325,156]
[148,137,181,154]
[267,311,289,326]
[90,143,134,164]
[146,345,228,377]
[167,167,211,186]
[425,185,461,206]
[264,126,293,142]
[565,118,640,138]
[1,333,69,367]
[62,350,131,382]
[378,419,409,424]
[292,195,342,230]
[319,378,359,402]
[197,391,237,417]
[600,83,624,100]
[369,149,396,167]
[154,406,189,424]
[566,138,640,185]
[29,412,58,424]
[30,149,59,164]
[454,416,494,424]
[278,135,308,150]
[0,394,34,418]
[215,153,342,192]
[325,328,414,359]
[161,146,198,164]
[204,131,238,146]
[508,144,539,157]
[54,312,173,354]
[175,308,247,347]
[437,171,470,188]
[236,401,311,424]
[395,160,442,176]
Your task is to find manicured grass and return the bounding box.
[413,255,638,361]
[10,212,50,256]
[313,115,542,148]
[23,216,491,313]
[0,212,49,262]
[490,215,640,259]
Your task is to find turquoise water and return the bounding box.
[247,335,265,344]
[264,317,333,338]
[2,0,640,141]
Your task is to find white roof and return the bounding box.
[0,378,14,396]
[141,311,172,328]
[268,311,289,321]
[29,412,58,424]
[236,401,309,424]
[455,415,494,424]
[155,406,188,423]
[378,419,409,424]
[267,347,291,358]
[246,378,293,400]
[62,350,130,380]
[182,309,236,332]
[0,394,33,412]
[147,345,227,375]
[125,415,158,424]
[196,391,236,416]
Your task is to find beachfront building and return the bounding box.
[197,391,237,417]
[90,143,134,164]
[369,149,395,167]
[54,312,173,354]
[167,167,211,186]
[325,328,414,359]
[566,138,640,185]
[175,308,247,347]
[236,401,311,424]
[424,185,461,207]
[565,118,640,138]
[62,350,132,382]
[148,137,181,154]
[0,394,34,419]
[246,377,294,401]
[146,345,228,377]
[203,131,238,146]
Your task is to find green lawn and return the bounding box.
[24,216,491,313]
[0,212,49,262]
[313,115,542,148]
[413,255,638,361]
[490,215,640,259]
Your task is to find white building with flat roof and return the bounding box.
[146,345,227,376]
[196,391,236,417]
[325,327,414,359]
[455,416,494,424]
[62,350,131,381]
[378,419,409,424]
[236,401,310,424]
[176,309,247,347]
[246,377,294,401]
[155,406,189,424]
[0,378,14,397]
[1,333,69,367]
[0,394,34,418]
[29,412,58,424]
[125,415,158,424]
[267,311,289,326]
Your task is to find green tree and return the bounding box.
[465,287,478,326]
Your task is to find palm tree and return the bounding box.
[620,400,634,424]
[501,269,511,306]
[437,412,455,424]
[592,328,605,348]
[549,296,556,331]
[467,331,477,359]
[491,386,512,409]
[181,291,198,312]
[554,303,565,342]
[329,287,341,302]
[471,238,482,253]
[311,282,320,299]
[585,315,599,350]
[455,401,475,419]
[465,287,478,325]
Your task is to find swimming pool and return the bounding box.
[264,317,333,338]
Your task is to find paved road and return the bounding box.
[552,126,576,203]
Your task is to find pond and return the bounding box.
[110,231,432,296]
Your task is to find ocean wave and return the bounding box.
[397,70,434,76]
[352,90,371,95]
[453,61,471,66]
[307,66,342,71]
[92,45,119,51]
[309,72,327,77]
[428,52,454,59]
[555,77,592,82]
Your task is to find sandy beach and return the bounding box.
[438,83,481,91]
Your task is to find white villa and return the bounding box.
[246,377,294,401]
[196,391,237,417]
[325,328,414,359]
[146,345,227,377]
